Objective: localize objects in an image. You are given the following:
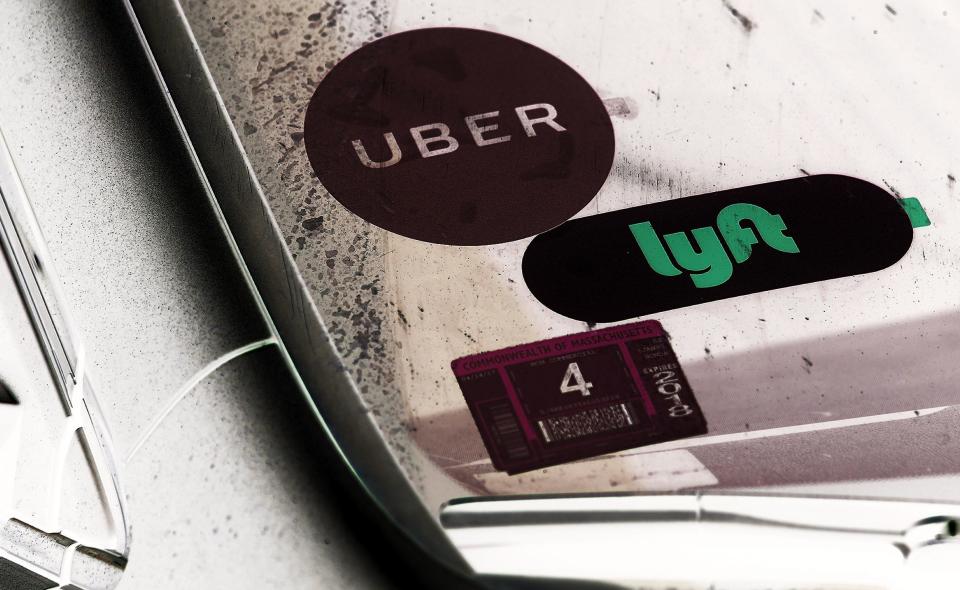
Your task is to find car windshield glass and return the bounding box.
[176,0,960,529]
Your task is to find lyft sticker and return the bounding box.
[523,175,928,323]
[629,202,800,289]
[304,27,614,246]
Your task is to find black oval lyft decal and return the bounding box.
[304,27,614,246]
[523,175,927,323]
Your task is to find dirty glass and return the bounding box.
[174,0,960,535]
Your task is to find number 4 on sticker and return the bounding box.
[560,362,593,397]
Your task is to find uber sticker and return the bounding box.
[304,27,614,246]
[522,175,929,323]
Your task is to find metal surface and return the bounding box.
[0,1,400,587]
[443,494,960,588]
[1,122,127,587]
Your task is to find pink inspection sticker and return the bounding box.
[451,320,707,474]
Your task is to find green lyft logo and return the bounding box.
[629,203,800,288]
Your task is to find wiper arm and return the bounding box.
[442,493,960,589]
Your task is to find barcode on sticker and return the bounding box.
[538,402,638,443]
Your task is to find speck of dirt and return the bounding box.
[885,4,897,16]
[882,179,903,199]
[721,0,756,32]
[610,156,688,198]
[798,167,811,176]
[802,356,813,367]
[302,216,324,231]
[948,173,956,184]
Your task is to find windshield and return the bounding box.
[175,0,960,548]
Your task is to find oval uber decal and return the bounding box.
[522,175,929,323]
[304,27,615,246]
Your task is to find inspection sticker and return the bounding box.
[451,320,707,474]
